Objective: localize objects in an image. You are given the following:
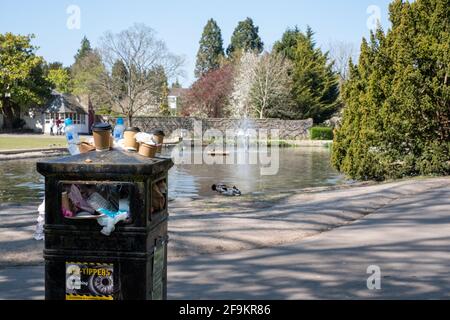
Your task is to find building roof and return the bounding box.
[168,88,188,97]
[44,90,88,114]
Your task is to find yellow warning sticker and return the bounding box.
[66,262,114,300]
[66,294,114,300]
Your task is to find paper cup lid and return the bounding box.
[151,129,165,136]
[92,123,112,131]
[125,127,141,132]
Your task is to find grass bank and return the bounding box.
[0,135,66,150]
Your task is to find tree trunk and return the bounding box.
[128,114,133,127]
[12,102,21,119]
[1,97,14,130]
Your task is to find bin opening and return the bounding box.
[60,182,132,221]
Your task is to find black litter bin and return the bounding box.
[37,150,173,300]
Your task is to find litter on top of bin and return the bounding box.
[76,123,162,159]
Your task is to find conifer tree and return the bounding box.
[226,17,264,57]
[332,0,450,180]
[74,36,92,64]
[274,27,340,123]
[112,59,128,99]
[195,19,224,78]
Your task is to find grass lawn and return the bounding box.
[0,135,67,150]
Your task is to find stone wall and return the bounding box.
[102,116,314,140]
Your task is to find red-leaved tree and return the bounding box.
[182,63,234,118]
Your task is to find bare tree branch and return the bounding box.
[96,24,185,125]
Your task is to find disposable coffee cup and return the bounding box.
[138,143,158,158]
[151,129,165,153]
[124,127,141,151]
[92,123,112,151]
[61,192,71,211]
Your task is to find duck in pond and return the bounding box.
[212,184,242,196]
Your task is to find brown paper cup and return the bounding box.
[93,131,111,151]
[124,131,139,151]
[61,192,71,211]
[138,143,158,158]
[154,134,164,153]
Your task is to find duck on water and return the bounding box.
[211,184,242,196]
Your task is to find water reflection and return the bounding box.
[170,147,346,197]
[0,147,346,203]
[0,159,45,203]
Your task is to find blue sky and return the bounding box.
[0,0,392,86]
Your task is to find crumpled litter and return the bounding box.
[62,208,75,218]
[80,137,125,152]
[97,209,128,236]
[69,185,96,214]
[34,200,46,241]
[86,192,116,213]
[135,132,159,145]
[117,139,125,149]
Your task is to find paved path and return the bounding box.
[1,177,449,299]
[169,179,450,299]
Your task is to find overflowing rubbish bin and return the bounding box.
[37,150,173,300]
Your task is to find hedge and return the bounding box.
[310,127,333,140]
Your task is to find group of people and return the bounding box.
[49,118,64,136]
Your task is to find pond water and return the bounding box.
[0,147,347,204]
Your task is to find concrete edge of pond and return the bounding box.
[0,149,69,161]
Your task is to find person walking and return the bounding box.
[56,118,62,135]
[49,118,54,136]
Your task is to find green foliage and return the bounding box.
[74,36,92,64]
[0,33,51,129]
[46,67,71,93]
[195,19,224,78]
[147,65,169,114]
[159,85,171,116]
[171,79,182,88]
[310,127,334,140]
[226,17,264,57]
[274,27,340,123]
[70,50,105,96]
[12,118,26,129]
[111,59,128,99]
[332,0,450,181]
[273,26,303,61]
[70,50,109,114]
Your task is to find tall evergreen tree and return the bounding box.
[273,26,302,61]
[195,19,224,78]
[226,17,264,57]
[292,33,340,123]
[74,36,92,63]
[274,27,340,123]
[171,79,182,88]
[332,0,450,180]
[112,59,128,99]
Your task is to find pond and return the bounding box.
[0,147,347,204]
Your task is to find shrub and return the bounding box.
[331,0,450,181]
[310,127,333,140]
[12,118,26,130]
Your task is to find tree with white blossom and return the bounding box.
[228,51,293,119]
[228,51,259,118]
[249,52,293,119]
